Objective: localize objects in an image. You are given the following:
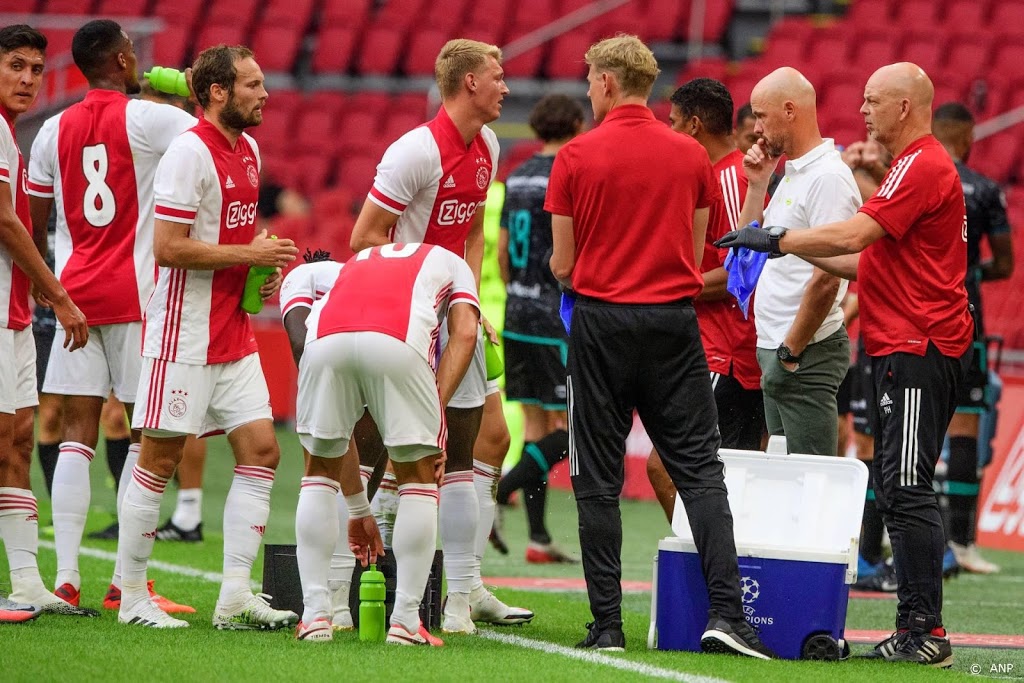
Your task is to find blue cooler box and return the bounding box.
[649,443,867,660]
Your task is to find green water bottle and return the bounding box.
[143,66,190,97]
[359,564,387,642]
[484,328,504,381]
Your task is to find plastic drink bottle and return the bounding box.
[241,236,278,314]
[359,564,387,642]
[484,328,504,380]
[143,67,190,97]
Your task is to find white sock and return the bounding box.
[219,465,274,608]
[392,483,438,632]
[329,491,356,587]
[117,466,168,611]
[0,488,48,597]
[110,443,140,589]
[359,465,373,489]
[439,472,477,594]
[170,488,203,531]
[371,472,399,547]
[473,460,501,580]
[52,442,94,589]
[296,476,339,624]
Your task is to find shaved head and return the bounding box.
[861,62,935,155]
[748,67,820,158]
[751,67,817,110]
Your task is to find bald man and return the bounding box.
[718,62,972,669]
[734,67,860,457]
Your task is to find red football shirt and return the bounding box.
[858,135,973,357]
[695,149,760,389]
[545,105,719,303]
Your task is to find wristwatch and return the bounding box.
[776,343,802,364]
[767,225,788,258]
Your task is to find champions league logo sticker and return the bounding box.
[740,576,774,626]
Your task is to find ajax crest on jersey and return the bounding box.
[247,164,259,188]
[475,166,489,190]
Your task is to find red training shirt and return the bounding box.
[544,105,719,303]
[696,149,760,390]
[858,135,973,358]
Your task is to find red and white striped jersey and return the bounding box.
[306,243,480,365]
[279,260,342,319]
[144,118,262,365]
[368,106,499,257]
[0,107,31,331]
[28,90,197,325]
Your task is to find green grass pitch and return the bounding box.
[3,428,1023,682]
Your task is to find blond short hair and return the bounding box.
[435,39,502,99]
[585,34,660,98]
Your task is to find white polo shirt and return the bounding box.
[754,139,861,349]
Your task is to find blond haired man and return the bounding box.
[350,38,533,633]
[546,35,773,658]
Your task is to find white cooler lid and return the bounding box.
[658,536,850,565]
[670,447,868,556]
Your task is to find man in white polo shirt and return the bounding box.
[736,67,860,456]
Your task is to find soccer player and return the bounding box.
[117,44,300,629]
[735,103,759,154]
[349,38,532,632]
[644,78,766,522]
[0,23,91,616]
[718,62,973,668]
[932,102,1013,575]
[494,94,583,564]
[27,21,197,612]
[295,242,480,646]
[280,248,363,633]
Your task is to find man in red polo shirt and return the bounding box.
[546,35,774,660]
[718,62,972,669]
[646,77,765,521]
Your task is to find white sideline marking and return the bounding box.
[479,631,732,683]
[38,540,259,588]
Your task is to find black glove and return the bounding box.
[714,223,771,252]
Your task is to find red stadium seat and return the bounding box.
[293,109,338,153]
[321,0,372,26]
[311,27,358,74]
[701,0,735,41]
[150,26,190,69]
[260,0,317,29]
[805,28,852,68]
[194,22,248,54]
[337,111,381,154]
[382,112,424,145]
[502,29,547,79]
[251,25,303,73]
[546,32,595,80]
[295,153,334,195]
[853,35,899,71]
[43,29,75,57]
[421,0,471,32]
[900,30,946,72]
[153,0,203,30]
[355,26,404,76]
[374,0,429,29]
[206,0,260,32]
[392,92,431,118]
[642,0,689,41]
[510,0,557,28]
[893,0,942,26]
[336,154,380,198]
[991,37,1024,77]
[846,0,891,24]
[758,34,806,71]
[41,0,94,13]
[943,34,992,77]
[822,81,865,119]
[404,29,449,77]
[989,0,1024,28]
[348,91,391,114]
[466,0,511,33]
[303,91,347,119]
[96,0,147,16]
[970,133,1018,184]
[944,0,990,29]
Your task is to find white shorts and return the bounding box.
[297,331,444,462]
[43,321,142,402]
[132,353,272,437]
[446,326,499,409]
[0,327,38,414]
